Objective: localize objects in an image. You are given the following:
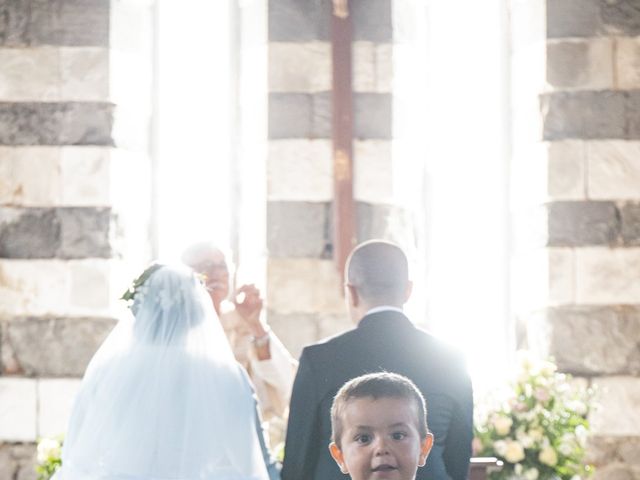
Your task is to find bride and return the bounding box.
[53,264,279,480]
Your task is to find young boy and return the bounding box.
[329,372,434,480]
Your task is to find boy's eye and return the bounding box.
[355,434,372,444]
[391,431,407,440]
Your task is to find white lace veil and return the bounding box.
[54,265,270,480]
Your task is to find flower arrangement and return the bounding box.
[35,436,63,480]
[474,352,594,480]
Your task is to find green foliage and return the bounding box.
[474,352,595,480]
[120,263,163,304]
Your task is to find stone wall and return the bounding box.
[0,1,154,478]
[511,0,640,477]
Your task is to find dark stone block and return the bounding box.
[601,0,640,36]
[268,0,331,41]
[547,201,620,246]
[269,93,312,139]
[311,92,332,138]
[0,207,60,258]
[527,305,640,375]
[547,0,602,38]
[621,202,640,246]
[267,201,331,258]
[356,202,412,245]
[0,102,114,146]
[2,316,116,376]
[354,93,392,139]
[58,207,112,258]
[542,91,626,140]
[352,0,392,42]
[625,91,640,139]
[0,0,109,46]
[546,41,590,88]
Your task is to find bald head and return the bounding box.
[346,240,409,307]
[181,242,225,268]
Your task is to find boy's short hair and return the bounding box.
[330,372,429,447]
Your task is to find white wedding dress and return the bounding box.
[53,265,277,480]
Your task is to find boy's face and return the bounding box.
[329,396,433,480]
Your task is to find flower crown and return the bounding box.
[120,263,164,307]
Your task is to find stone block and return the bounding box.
[621,203,640,245]
[69,260,111,311]
[268,0,330,42]
[37,378,82,437]
[546,0,602,38]
[267,309,320,359]
[60,146,111,206]
[311,91,332,138]
[511,248,575,311]
[587,140,640,200]
[0,47,59,101]
[352,0,392,42]
[0,378,36,441]
[356,202,412,245]
[625,91,640,139]
[58,207,111,258]
[0,146,62,206]
[546,39,613,90]
[60,47,109,101]
[268,93,312,139]
[576,247,640,304]
[0,443,36,480]
[616,37,640,89]
[547,140,586,200]
[353,42,393,93]
[0,207,60,258]
[527,306,640,375]
[354,93,392,139]
[541,91,626,140]
[267,201,330,258]
[0,102,114,145]
[267,139,332,201]
[590,376,640,436]
[2,317,115,376]
[267,258,345,314]
[354,140,393,203]
[0,0,109,47]
[317,312,351,339]
[601,0,640,36]
[268,42,331,93]
[546,201,620,246]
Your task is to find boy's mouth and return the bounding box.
[371,464,398,472]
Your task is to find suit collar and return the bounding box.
[357,310,413,329]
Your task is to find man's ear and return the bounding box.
[418,433,434,467]
[346,284,360,308]
[403,280,413,303]
[329,442,349,474]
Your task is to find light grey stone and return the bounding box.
[546,39,613,90]
[267,201,331,258]
[616,37,640,89]
[590,376,640,435]
[352,0,392,42]
[356,202,412,246]
[0,443,36,480]
[587,140,640,200]
[57,207,112,258]
[268,0,331,42]
[527,306,640,375]
[602,0,640,36]
[2,316,115,376]
[546,0,602,38]
[542,92,626,140]
[622,203,640,246]
[267,309,320,358]
[0,102,114,145]
[0,207,60,258]
[575,247,640,304]
[0,378,36,441]
[547,201,620,246]
[268,42,331,93]
[268,93,312,139]
[354,93,391,139]
[591,465,635,480]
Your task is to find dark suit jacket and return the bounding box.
[281,310,473,480]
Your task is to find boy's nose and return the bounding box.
[373,437,390,455]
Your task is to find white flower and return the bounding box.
[524,467,539,480]
[514,463,523,475]
[528,427,544,442]
[575,424,588,447]
[494,440,508,456]
[559,442,573,456]
[37,438,61,464]
[503,440,526,463]
[567,399,587,415]
[539,445,558,466]
[516,428,534,448]
[493,415,513,436]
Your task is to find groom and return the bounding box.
[281,240,473,480]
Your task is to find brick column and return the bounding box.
[511,0,640,476]
[0,1,154,477]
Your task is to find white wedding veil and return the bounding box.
[54,265,270,480]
